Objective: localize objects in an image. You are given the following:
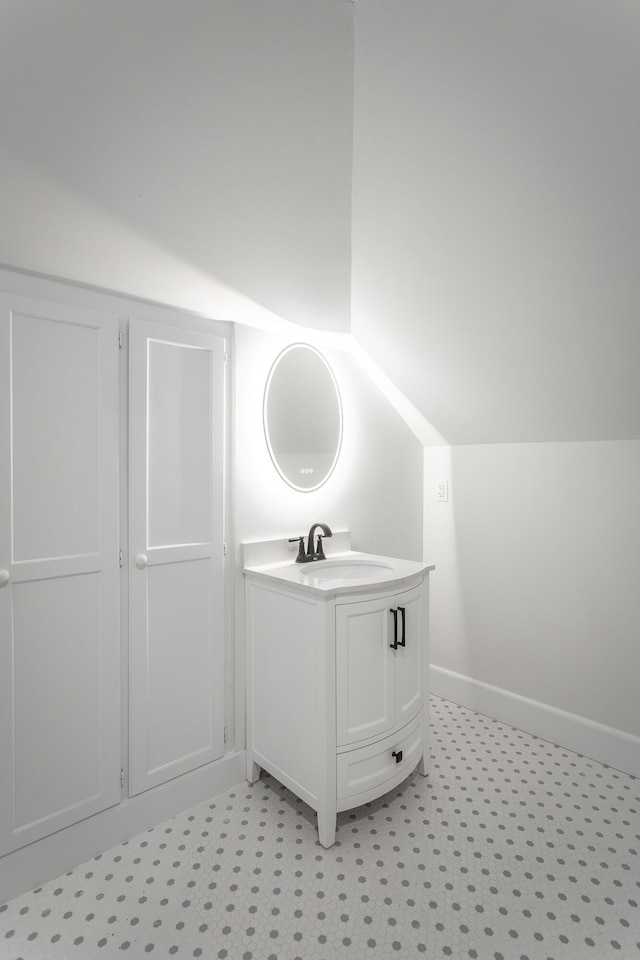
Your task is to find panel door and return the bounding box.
[129,320,226,796]
[392,585,424,727]
[336,595,395,746]
[0,295,121,854]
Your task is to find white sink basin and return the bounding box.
[299,559,395,581]
[242,541,434,596]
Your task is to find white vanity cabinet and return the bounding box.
[244,553,432,847]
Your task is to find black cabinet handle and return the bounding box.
[389,606,406,649]
[392,749,403,764]
[389,608,399,649]
[398,606,406,647]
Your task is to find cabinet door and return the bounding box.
[336,595,395,746]
[336,584,424,748]
[0,296,121,854]
[129,320,226,796]
[391,585,423,727]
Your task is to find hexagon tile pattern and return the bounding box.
[1,696,638,959]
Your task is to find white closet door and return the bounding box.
[0,295,121,854]
[129,320,226,796]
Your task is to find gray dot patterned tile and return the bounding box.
[1,696,638,959]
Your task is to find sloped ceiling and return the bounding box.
[3,0,638,439]
[351,0,640,444]
[0,0,354,332]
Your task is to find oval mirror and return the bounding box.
[264,343,343,492]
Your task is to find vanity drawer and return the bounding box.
[337,712,422,805]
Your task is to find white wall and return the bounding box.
[425,442,640,740]
[0,0,353,331]
[352,0,640,772]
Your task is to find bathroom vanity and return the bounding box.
[243,536,434,846]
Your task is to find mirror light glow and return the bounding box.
[263,343,343,492]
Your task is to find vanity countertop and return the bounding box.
[242,549,435,599]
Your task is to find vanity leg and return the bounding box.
[317,808,337,848]
[247,758,261,784]
[417,751,428,777]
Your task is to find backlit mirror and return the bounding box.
[264,343,343,492]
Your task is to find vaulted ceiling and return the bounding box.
[351,0,640,444]
[2,0,639,446]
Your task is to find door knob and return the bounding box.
[136,554,148,570]
[0,569,9,587]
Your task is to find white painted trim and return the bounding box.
[430,665,640,779]
[0,751,246,907]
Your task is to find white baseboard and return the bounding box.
[430,665,640,779]
[1,751,246,906]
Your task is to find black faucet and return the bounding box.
[289,522,333,563]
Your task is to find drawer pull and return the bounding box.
[392,749,403,764]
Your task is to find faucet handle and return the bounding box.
[288,536,306,563]
[316,535,327,560]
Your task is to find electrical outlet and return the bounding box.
[436,480,448,502]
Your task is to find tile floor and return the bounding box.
[1,696,638,960]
